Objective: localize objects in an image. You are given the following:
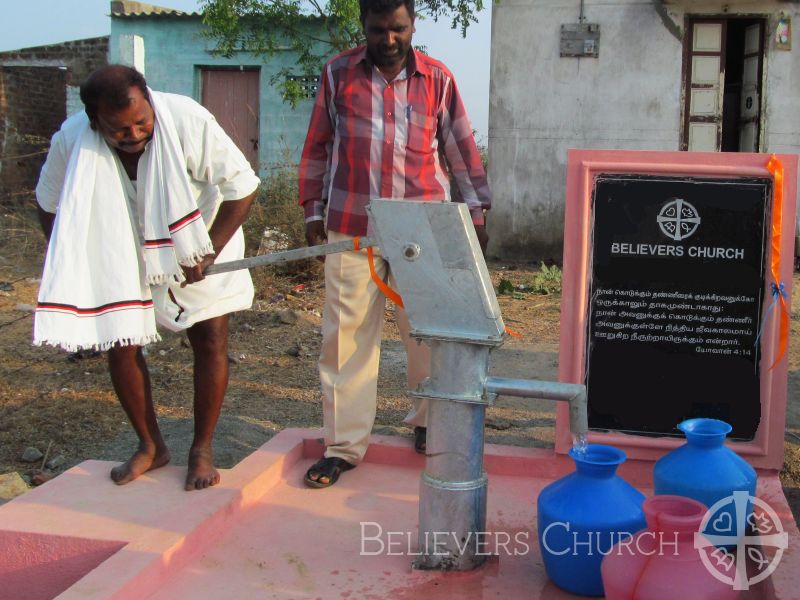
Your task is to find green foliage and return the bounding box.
[424,0,483,37]
[200,0,487,107]
[497,278,514,295]
[243,154,318,278]
[497,263,563,298]
[526,263,562,296]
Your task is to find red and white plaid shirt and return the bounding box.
[298,46,491,236]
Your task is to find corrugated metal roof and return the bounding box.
[109,1,201,18]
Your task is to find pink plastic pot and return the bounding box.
[601,495,738,600]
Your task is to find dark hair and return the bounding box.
[80,65,149,123]
[359,0,414,23]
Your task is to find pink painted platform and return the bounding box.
[0,429,797,599]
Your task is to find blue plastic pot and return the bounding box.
[654,418,757,543]
[537,444,646,597]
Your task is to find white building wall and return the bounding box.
[760,16,800,154]
[66,85,83,117]
[114,34,146,75]
[488,0,800,260]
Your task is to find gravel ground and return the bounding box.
[1,213,798,527]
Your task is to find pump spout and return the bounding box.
[484,378,588,437]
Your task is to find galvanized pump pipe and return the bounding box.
[206,200,588,572]
[411,341,495,570]
[411,345,588,571]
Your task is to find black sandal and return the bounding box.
[303,457,355,489]
[414,426,427,454]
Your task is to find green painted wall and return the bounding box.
[110,16,326,175]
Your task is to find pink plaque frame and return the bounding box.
[556,149,798,470]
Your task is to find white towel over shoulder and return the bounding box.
[34,91,213,352]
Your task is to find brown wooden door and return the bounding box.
[683,20,726,151]
[738,23,763,152]
[201,68,260,170]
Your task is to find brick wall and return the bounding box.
[0,67,66,202]
[0,37,109,86]
[0,37,108,203]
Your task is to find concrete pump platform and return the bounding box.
[1,429,798,600]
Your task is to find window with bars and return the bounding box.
[285,75,320,99]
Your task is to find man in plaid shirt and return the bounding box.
[299,0,491,487]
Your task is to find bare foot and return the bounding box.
[185,446,220,491]
[110,444,170,485]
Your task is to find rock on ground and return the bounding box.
[0,472,29,504]
[20,447,43,463]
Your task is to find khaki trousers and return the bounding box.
[320,230,431,464]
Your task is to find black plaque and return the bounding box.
[587,175,771,440]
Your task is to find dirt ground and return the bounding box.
[1,205,799,526]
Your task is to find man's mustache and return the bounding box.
[119,136,152,146]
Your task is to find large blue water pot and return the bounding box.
[537,444,646,597]
[654,418,757,542]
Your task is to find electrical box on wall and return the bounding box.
[560,23,600,58]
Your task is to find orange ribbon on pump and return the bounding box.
[362,238,522,339]
[366,246,405,308]
[765,155,789,370]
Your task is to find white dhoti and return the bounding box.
[152,228,253,331]
[34,91,260,351]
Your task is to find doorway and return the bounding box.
[200,68,261,170]
[681,17,766,152]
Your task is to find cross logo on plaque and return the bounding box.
[657,198,701,241]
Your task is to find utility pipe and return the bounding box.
[204,237,376,276]
[484,377,588,438]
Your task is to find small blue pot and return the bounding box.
[654,418,757,543]
[537,444,646,596]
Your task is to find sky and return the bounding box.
[0,0,492,139]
